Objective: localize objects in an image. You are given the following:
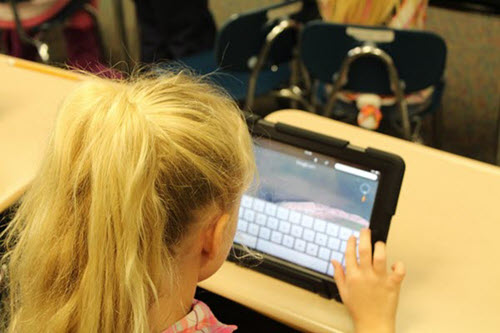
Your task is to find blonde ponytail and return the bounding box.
[318,0,400,26]
[1,70,255,333]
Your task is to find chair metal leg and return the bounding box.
[289,51,301,110]
[299,61,312,99]
[410,116,424,143]
[309,79,319,113]
[394,83,412,141]
[324,73,343,118]
[431,105,443,149]
[324,44,412,140]
[245,19,301,111]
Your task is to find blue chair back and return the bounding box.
[301,21,447,94]
[215,0,313,72]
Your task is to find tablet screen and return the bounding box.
[234,137,380,276]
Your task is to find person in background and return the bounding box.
[317,0,428,29]
[133,0,216,62]
[0,0,109,74]
[316,0,431,131]
[0,71,405,333]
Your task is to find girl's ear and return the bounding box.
[197,212,234,282]
[201,213,231,259]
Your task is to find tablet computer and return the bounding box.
[229,116,405,301]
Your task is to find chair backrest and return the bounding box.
[301,21,447,94]
[215,0,317,72]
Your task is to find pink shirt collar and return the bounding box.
[162,299,237,333]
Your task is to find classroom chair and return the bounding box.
[0,0,102,63]
[180,0,317,111]
[300,21,447,142]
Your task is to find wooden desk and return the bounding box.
[0,55,81,213]
[200,111,500,333]
[2,57,500,332]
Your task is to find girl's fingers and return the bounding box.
[358,228,372,269]
[372,241,387,274]
[332,260,348,302]
[390,261,406,284]
[331,260,345,289]
[345,235,358,274]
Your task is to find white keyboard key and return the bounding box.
[241,195,253,208]
[289,211,301,224]
[259,226,271,240]
[256,213,267,226]
[315,233,328,247]
[237,219,248,232]
[279,220,291,234]
[339,227,353,240]
[326,223,339,237]
[264,202,277,216]
[301,215,314,228]
[283,235,294,248]
[267,217,279,230]
[327,237,340,251]
[239,207,244,218]
[243,209,255,222]
[313,219,327,233]
[257,239,328,273]
[340,240,347,252]
[253,198,266,212]
[291,225,303,238]
[234,232,257,248]
[277,207,290,220]
[248,223,259,236]
[303,229,315,242]
[319,247,331,261]
[331,250,343,263]
[306,243,319,256]
[353,230,360,238]
[271,230,283,244]
[294,239,306,252]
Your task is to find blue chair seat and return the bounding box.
[180,50,291,101]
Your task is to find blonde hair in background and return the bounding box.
[1,69,255,333]
[318,0,401,26]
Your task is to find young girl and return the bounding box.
[1,71,405,332]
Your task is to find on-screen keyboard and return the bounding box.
[234,195,360,276]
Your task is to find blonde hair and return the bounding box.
[1,70,255,333]
[318,0,400,26]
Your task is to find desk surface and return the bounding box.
[202,111,500,333]
[0,55,81,213]
[2,56,500,333]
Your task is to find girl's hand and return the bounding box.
[331,228,405,333]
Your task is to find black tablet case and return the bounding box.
[229,114,405,301]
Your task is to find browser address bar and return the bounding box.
[334,163,378,181]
